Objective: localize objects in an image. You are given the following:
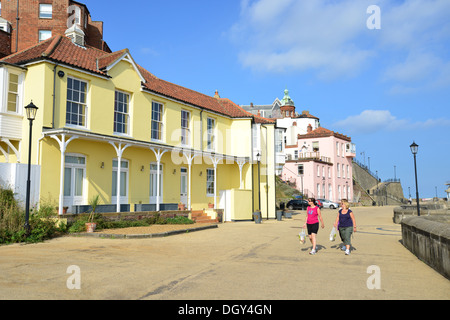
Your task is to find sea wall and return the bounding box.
[401,216,450,280]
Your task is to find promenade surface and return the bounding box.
[0,205,449,300]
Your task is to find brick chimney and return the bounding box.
[307,124,312,133]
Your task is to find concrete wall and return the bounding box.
[401,216,450,280]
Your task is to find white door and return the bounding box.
[180,167,187,206]
[112,159,129,205]
[219,190,231,222]
[149,163,163,204]
[63,154,86,211]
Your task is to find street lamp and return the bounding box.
[24,101,38,235]
[410,141,420,217]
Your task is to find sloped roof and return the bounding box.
[1,35,109,77]
[296,110,319,120]
[298,126,351,141]
[0,35,259,120]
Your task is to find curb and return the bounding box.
[71,224,218,239]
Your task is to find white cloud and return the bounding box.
[229,0,450,86]
[333,110,450,134]
[230,0,374,79]
[139,47,159,56]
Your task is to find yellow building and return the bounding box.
[0,32,281,220]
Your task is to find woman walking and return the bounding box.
[334,200,357,255]
[303,198,324,255]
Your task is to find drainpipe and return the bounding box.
[52,64,59,128]
[200,110,203,151]
[15,0,20,52]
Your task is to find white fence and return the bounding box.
[0,163,41,209]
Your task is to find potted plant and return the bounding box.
[85,195,100,233]
[178,203,186,211]
[208,203,214,208]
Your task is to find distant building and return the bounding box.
[241,98,282,119]
[283,126,356,202]
[446,182,450,201]
[244,89,356,202]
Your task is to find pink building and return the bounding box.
[242,88,356,202]
[282,123,356,202]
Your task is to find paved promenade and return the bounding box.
[0,205,449,300]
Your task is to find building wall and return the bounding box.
[0,0,106,53]
[282,134,353,202]
[6,56,272,219]
[0,30,11,57]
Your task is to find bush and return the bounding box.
[0,188,64,245]
[67,213,194,233]
[166,216,194,224]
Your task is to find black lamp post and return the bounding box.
[256,152,261,212]
[24,101,38,235]
[410,141,420,217]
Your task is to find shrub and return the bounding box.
[0,188,64,244]
[166,216,194,224]
[67,213,194,233]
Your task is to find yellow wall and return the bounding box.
[231,189,253,220]
[11,57,277,219]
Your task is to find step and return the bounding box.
[191,210,218,223]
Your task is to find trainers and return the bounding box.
[341,245,346,251]
[345,249,350,255]
[309,249,316,255]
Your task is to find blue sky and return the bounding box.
[88,0,450,198]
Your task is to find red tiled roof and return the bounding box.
[0,35,257,120]
[97,48,129,70]
[1,35,109,76]
[296,111,319,120]
[298,126,351,141]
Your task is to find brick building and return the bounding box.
[0,0,110,56]
[0,29,11,58]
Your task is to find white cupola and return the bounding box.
[65,24,85,46]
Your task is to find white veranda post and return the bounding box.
[150,148,167,211]
[110,142,131,212]
[49,134,78,215]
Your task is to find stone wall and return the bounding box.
[401,216,450,280]
[352,162,378,192]
[393,203,449,224]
